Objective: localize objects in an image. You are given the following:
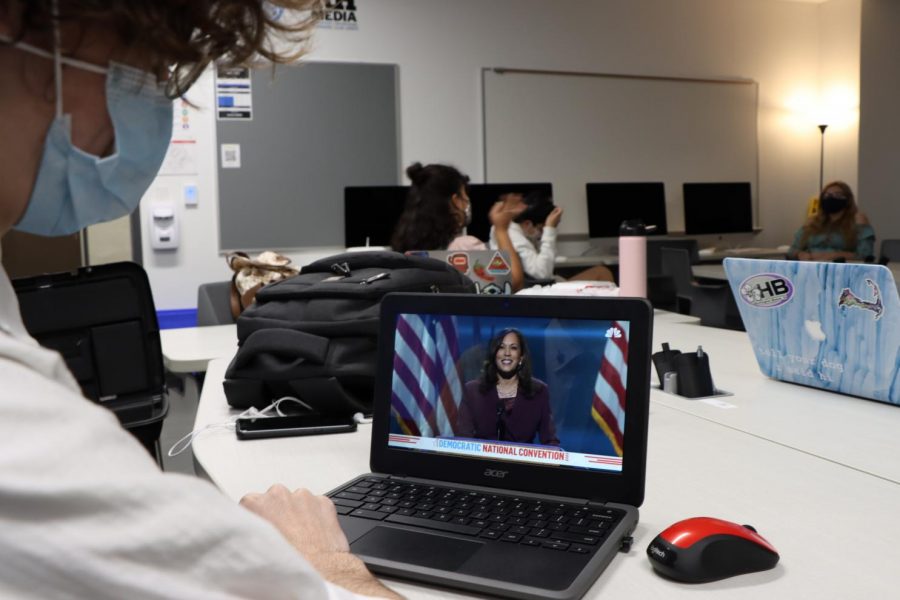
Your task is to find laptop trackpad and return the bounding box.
[352,527,481,571]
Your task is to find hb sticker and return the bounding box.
[739,274,793,308]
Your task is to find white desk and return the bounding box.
[192,311,900,597]
[160,324,238,373]
[554,254,617,269]
[554,248,787,271]
[691,263,728,280]
[651,311,900,484]
[701,247,787,261]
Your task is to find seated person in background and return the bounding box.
[456,329,559,446]
[490,190,614,282]
[390,162,525,291]
[788,181,875,261]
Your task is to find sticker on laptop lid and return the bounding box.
[838,279,884,320]
[472,260,495,282]
[487,251,511,274]
[738,273,793,308]
[446,252,470,274]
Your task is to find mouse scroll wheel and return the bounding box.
[743,524,758,533]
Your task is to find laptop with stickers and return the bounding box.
[327,293,652,600]
[408,250,514,295]
[723,258,900,406]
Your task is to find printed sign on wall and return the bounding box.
[317,0,359,30]
[216,66,253,120]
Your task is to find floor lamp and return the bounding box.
[818,123,828,193]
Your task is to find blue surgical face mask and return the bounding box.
[8,34,173,236]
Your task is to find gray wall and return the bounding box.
[217,62,399,251]
[859,0,900,247]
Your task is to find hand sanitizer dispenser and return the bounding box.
[150,202,179,250]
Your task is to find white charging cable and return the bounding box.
[167,396,313,457]
[353,412,373,425]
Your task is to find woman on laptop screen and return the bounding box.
[456,329,560,446]
[390,162,525,291]
[787,181,876,261]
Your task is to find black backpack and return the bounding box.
[223,251,476,413]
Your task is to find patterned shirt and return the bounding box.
[788,223,875,259]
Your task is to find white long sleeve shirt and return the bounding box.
[490,222,558,280]
[0,265,368,599]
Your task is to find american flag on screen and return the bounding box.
[592,321,627,456]
[391,314,463,437]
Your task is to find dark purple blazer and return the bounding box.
[456,379,559,446]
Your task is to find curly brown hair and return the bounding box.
[1,0,323,98]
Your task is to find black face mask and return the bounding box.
[820,194,849,215]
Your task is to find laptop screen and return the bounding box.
[387,312,629,473]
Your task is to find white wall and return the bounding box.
[140,0,861,310]
[859,0,900,245]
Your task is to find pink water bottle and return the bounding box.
[618,220,647,297]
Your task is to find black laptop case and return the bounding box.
[13,262,168,464]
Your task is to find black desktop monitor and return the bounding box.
[466,183,553,242]
[585,182,668,238]
[682,182,753,235]
[344,186,410,247]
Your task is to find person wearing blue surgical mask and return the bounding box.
[0,1,398,599]
[787,180,876,262]
[7,37,173,236]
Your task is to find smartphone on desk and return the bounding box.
[235,414,357,440]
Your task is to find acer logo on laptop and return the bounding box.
[484,468,509,479]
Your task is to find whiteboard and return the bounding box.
[482,69,758,236]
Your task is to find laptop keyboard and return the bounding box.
[330,477,624,554]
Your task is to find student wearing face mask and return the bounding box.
[489,190,614,282]
[787,181,876,261]
[0,2,399,598]
[390,162,526,291]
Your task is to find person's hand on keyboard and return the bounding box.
[241,484,403,599]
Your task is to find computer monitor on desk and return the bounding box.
[466,183,553,241]
[586,182,668,238]
[344,186,409,247]
[683,182,754,235]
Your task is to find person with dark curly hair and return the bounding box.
[390,162,526,291]
[0,1,399,598]
[456,329,559,446]
[490,189,615,283]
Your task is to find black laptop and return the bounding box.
[328,293,652,599]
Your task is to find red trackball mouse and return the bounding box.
[646,517,780,583]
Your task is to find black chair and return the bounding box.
[660,247,744,331]
[879,239,900,265]
[197,281,235,326]
[646,239,700,310]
